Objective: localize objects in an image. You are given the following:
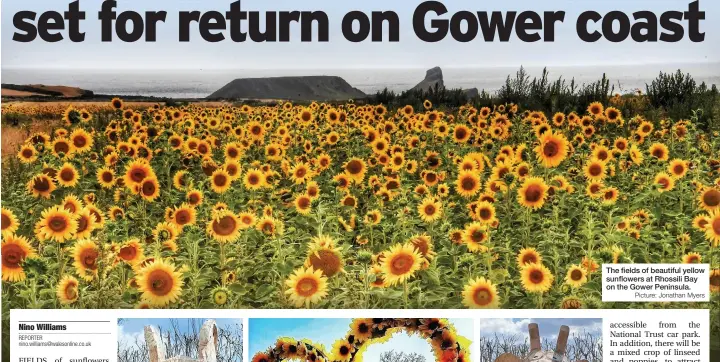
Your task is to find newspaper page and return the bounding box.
[0,1,718,362]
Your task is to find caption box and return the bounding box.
[602,264,710,302]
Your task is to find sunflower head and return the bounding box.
[284,266,328,308]
[520,263,554,293]
[136,259,184,307]
[535,131,569,168]
[462,277,499,309]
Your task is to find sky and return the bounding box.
[118,318,242,349]
[249,318,474,362]
[479,318,602,344]
[2,0,719,70]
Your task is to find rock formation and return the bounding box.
[408,67,478,98]
[207,76,366,101]
[410,66,444,92]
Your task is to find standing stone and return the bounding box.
[144,325,166,362]
[198,320,218,362]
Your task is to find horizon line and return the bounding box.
[3,60,719,72]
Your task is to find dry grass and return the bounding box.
[4,100,158,108]
[1,119,56,158]
[28,84,85,97]
[1,89,48,97]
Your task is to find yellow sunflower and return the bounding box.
[72,239,99,281]
[668,159,688,178]
[418,196,443,223]
[516,248,542,268]
[629,144,644,165]
[111,97,124,109]
[462,222,489,253]
[153,222,180,244]
[17,144,38,164]
[55,163,80,187]
[648,143,669,161]
[698,187,720,212]
[96,167,115,188]
[564,265,587,288]
[710,270,720,294]
[453,125,472,143]
[74,208,96,240]
[139,177,160,201]
[331,339,355,362]
[534,131,569,168]
[207,210,241,243]
[587,102,604,116]
[57,275,80,304]
[520,263,554,293]
[349,318,374,342]
[344,158,367,183]
[136,259,184,307]
[69,129,93,153]
[186,189,204,206]
[256,216,279,236]
[27,174,56,199]
[173,170,189,190]
[601,187,620,205]
[1,207,19,236]
[704,210,720,247]
[306,241,345,278]
[35,206,77,243]
[682,252,702,264]
[294,194,313,215]
[118,239,145,265]
[210,169,232,193]
[455,171,481,198]
[290,162,313,184]
[1,234,36,282]
[51,137,74,157]
[243,168,266,190]
[654,172,675,192]
[171,203,197,228]
[380,243,422,286]
[364,209,382,225]
[518,177,549,210]
[238,212,257,229]
[462,277,499,309]
[284,266,328,308]
[583,159,606,181]
[123,159,155,188]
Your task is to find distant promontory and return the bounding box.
[207,76,367,101]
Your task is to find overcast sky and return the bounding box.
[2,0,719,70]
[479,318,602,344]
[118,318,242,352]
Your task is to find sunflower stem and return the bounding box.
[58,244,65,278]
[219,242,226,278]
[403,279,409,309]
[364,264,370,308]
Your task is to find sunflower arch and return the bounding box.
[251,318,471,362]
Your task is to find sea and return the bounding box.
[2,63,719,99]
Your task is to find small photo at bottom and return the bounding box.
[250,318,473,362]
[117,318,243,362]
[479,318,602,362]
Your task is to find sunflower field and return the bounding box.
[1,98,719,319]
